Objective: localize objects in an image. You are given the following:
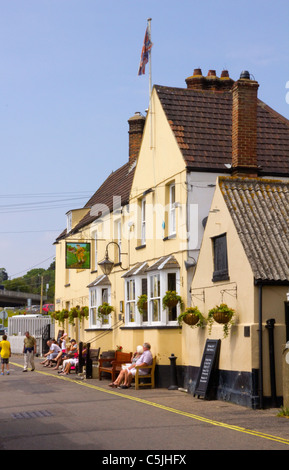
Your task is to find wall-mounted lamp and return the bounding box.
[98,241,126,275]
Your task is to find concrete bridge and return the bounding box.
[0,288,46,307]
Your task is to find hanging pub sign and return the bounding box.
[65,242,91,269]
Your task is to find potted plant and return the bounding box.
[207,303,236,338]
[162,291,183,310]
[78,306,89,320]
[137,294,147,315]
[98,303,114,323]
[177,307,205,329]
[68,306,80,325]
[58,309,69,325]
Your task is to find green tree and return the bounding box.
[2,260,55,302]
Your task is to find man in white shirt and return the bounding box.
[108,342,153,389]
[41,340,61,367]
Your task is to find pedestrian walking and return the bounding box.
[0,335,11,375]
[23,331,36,372]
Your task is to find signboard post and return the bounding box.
[194,339,221,400]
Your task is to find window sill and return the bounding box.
[85,327,112,332]
[212,273,230,282]
[163,234,176,241]
[135,244,146,250]
[120,325,180,330]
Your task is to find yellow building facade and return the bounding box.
[54,68,289,405]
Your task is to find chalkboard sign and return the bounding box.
[194,339,221,399]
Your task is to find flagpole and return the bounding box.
[147,18,153,150]
[147,18,152,100]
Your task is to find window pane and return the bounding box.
[127,280,135,301]
[128,302,135,322]
[91,307,97,325]
[102,288,108,303]
[168,273,176,291]
[152,299,160,322]
[141,278,147,295]
[212,234,229,281]
[151,274,160,297]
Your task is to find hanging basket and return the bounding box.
[213,311,231,324]
[166,299,178,308]
[183,313,199,326]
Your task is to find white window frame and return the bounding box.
[141,198,146,245]
[114,219,122,263]
[67,212,72,233]
[124,268,180,327]
[149,273,161,323]
[169,183,176,236]
[94,231,98,271]
[125,279,136,324]
[88,285,111,329]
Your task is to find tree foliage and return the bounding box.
[2,261,55,302]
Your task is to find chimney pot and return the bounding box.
[240,70,250,79]
[193,68,202,76]
[221,70,229,78]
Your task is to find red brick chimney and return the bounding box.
[128,112,145,164]
[232,71,259,177]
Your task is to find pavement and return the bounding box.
[2,354,289,451]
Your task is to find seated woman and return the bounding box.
[52,333,68,370]
[109,344,152,389]
[59,344,86,375]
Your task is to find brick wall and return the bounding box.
[232,78,259,177]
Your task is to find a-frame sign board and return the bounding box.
[194,339,221,400]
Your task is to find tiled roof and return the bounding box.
[56,161,135,241]
[155,85,289,175]
[87,274,111,288]
[145,255,180,272]
[122,262,149,278]
[219,177,289,282]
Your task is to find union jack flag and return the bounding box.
[138,27,153,76]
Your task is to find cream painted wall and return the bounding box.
[54,89,190,365]
[184,181,256,372]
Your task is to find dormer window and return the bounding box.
[67,212,72,233]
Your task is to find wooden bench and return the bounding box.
[134,356,156,390]
[99,350,132,382]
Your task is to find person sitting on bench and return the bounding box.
[109,343,152,389]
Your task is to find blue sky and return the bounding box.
[0,0,288,279]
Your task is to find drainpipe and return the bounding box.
[265,318,277,407]
[258,284,264,409]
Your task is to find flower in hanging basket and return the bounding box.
[177,307,205,329]
[137,294,148,315]
[162,291,183,310]
[78,306,89,320]
[207,303,236,338]
[97,303,114,318]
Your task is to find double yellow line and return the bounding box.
[12,361,289,447]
